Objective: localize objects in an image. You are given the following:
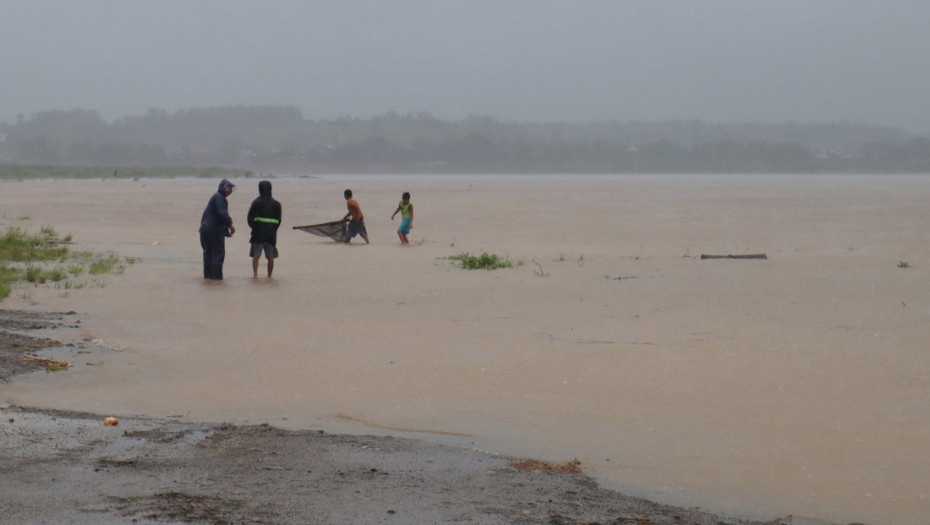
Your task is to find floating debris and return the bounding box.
[22,354,71,371]
[510,458,581,473]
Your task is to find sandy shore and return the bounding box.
[2,174,928,524]
[0,312,782,525]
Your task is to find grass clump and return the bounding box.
[0,226,131,301]
[0,226,69,261]
[25,265,46,284]
[47,266,69,282]
[448,252,514,270]
[0,266,12,299]
[88,253,121,275]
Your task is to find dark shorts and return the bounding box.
[346,219,367,239]
[250,242,278,259]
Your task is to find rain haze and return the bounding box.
[2,0,930,133]
[5,3,930,525]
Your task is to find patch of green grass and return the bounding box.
[448,252,514,270]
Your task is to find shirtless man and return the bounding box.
[342,189,369,244]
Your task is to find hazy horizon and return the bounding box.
[3,1,930,133]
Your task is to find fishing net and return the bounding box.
[293,220,347,242]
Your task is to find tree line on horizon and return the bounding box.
[1,106,928,173]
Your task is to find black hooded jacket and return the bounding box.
[247,180,282,245]
[199,178,235,235]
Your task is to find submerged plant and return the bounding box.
[25,265,46,284]
[448,252,514,270]
[534,261,549,277]
[47,266,68,282]
[88,253,122,275]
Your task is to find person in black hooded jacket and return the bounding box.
[199,178,236,280]
[247,180,283,278]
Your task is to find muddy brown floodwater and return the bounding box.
[2,174,929,524]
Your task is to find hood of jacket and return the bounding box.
[258,180,272,198]
[217,178,235,194]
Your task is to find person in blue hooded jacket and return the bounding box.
[199,179,236,280]
[246,180,282,278]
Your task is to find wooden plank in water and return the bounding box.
[700,254,767,260]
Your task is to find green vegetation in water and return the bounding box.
[0,225,70,261]
[88,254,121,275]
[0,164,252,181]
[898,261,910,268]
[0,266,12,298]
[448,252,515,270]
[0,225,133,300]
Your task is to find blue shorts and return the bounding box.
[398,217,411,234]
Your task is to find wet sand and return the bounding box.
[1,174,929,524]
[0,402,777,525]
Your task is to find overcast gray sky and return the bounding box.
[2,0,930,132]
